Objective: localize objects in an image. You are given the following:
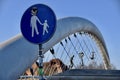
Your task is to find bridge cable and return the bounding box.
[86,33,105,68]
[80,32,103,67]
[68,36,82,67]
[60,41,77,68]
[79,32,92,60]
[74,33,89,61]
[85,33,101,62]
[89,34,104,65]
[59,39,68,60]
[62,38,78,68]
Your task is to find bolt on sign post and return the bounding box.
[20,4,56,80]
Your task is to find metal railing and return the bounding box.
[19,69,120,80]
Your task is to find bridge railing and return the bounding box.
[19,69,120,80]
[48,69,120,80]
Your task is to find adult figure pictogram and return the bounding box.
[30,7,42,37]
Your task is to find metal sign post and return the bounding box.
[38,44,44,79]
[20,4,56,80]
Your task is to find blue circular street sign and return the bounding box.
[21,4,56,44]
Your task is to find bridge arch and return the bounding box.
[0,17,110,80]
[43,17,110,69]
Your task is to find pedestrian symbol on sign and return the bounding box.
[42,20,49,35]
[30,7,50,37]
[21,4,56,44]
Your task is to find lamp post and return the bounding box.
[79,52,84,69]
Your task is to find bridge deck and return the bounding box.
[48,69,120,80]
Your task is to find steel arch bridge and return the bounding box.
[0,17,111,80]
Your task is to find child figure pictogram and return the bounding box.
[42,20,49,35]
